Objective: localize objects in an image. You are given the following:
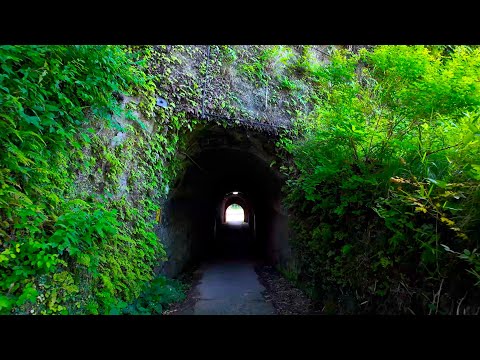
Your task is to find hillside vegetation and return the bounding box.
[1,45,479,314]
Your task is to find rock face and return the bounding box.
[110,132,127,147]
[151,45,338,129]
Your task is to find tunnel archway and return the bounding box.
[159,124,291,276]
[222,192,251,224]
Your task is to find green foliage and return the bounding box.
[278,76,297,91]
[220,46,238,64]
[289,45,324,77]
[241,46,294,87]
[0,45,190,314]
[279,45,480,314]
[110,275,186,315]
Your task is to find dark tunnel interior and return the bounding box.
[161,125,290,276]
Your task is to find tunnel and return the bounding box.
[159,123,291,276]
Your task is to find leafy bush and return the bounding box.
[110,276,186,315]
[279,45,480,314]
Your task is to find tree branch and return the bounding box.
[426,143,462,157]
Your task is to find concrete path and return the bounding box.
[192,261,276,315]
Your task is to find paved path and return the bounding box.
[192,261,276,315]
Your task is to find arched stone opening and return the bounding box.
[159,124,291,276]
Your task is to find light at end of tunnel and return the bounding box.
[233,191,239,195]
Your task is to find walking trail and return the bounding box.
[185,260,276,315]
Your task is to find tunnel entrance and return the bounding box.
[159,123,291,276]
